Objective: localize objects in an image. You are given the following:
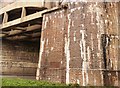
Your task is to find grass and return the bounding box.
[1,77,82,88]
[1,78,118,88]
[2,77,67,87]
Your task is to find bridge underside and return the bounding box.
[0,1,59,41]
[1,18,42,41]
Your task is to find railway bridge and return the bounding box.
[0,1,120,86]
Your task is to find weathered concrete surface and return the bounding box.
[1,40,39,76]
[36,10,66,83]
[37,2,120,86]
[103,2,120,86]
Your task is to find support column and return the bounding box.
[21,7,26,18]
[3,12,8,23]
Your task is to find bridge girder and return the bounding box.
[0,1,60,41]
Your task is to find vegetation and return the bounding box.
[2,77,66,87]
[2,78,117,88]
[2,77,80,88]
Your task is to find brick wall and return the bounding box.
[1,39,39,76]
[37,2,120,86]
[36,10,66,83]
